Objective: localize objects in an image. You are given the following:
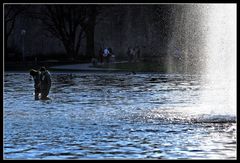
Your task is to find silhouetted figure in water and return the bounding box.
[30,69,41,100]
[40,67,51,100]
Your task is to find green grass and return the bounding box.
[95,61,168,72]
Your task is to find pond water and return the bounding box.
[3,72,236,159]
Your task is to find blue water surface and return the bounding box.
[3,72,236,159]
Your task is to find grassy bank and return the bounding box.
[5,60,193,74]
[95,61,168,73]
[4,60,86,71]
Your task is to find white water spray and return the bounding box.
[163,4,236,121]
[200,4,236,116]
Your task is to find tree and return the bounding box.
[4,5,27,57]
[83,5,98,59]
[82,5,102,59]
[29,5,85,59]
[31,5,101,60]
[32,5,88,59]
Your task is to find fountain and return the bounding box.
[201,4,236,117]
[166,4,236,120]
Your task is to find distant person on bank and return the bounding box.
[103,47,110,63]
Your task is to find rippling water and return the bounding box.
[4,72,236,159]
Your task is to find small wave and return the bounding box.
[192,114,236,123]
[134,108,236,124]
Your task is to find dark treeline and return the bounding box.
[4,4,206,73]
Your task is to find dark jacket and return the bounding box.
[40,70,51,90]
[33,73,41,90]
[30,70,41,91]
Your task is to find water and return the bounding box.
[202,4,236,117]
[4,72,236,159]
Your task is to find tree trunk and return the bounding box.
[62,41,75,60]
[85,26,95,59]
[85,6,97,60]
[4,22,10,60]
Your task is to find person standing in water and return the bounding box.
[30,69,41,100]
[39,67,51,100]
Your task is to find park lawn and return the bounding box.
[95,61,168,72]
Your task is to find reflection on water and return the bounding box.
[4,72,236,159]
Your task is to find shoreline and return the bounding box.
[4,61,203,75]
[4,70,203,76]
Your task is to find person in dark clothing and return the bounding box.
[127,47,133,63]
[30,69,41,100]
[39,67,51,100]
[135,46,141,61]
[109,48,113,56]
[98,47,103,63]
